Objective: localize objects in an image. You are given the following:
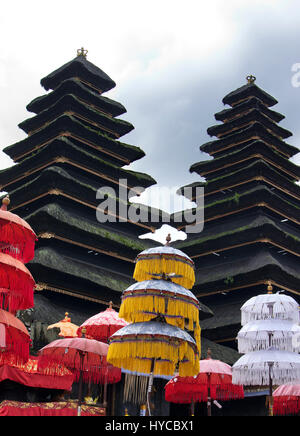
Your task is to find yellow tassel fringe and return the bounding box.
[133,258,195,289]
[119,295,201,354]
[107,339,199,377]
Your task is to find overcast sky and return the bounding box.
[1,0,300,241]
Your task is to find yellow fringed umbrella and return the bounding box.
[107,320,200,378]
[133,243,195,290]
[119,279,201,353]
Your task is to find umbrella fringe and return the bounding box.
[273,397,300,416]
[133,258,195,290]
[0,221,36,263]
[237,337,296,353]
[232,368,300,386]
[108,340,199,377]
[123,374,149,405]
[119,296,201,353]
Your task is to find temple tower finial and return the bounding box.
[246,74,256,84]
[77,47,88,58]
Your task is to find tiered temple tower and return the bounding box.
[0,49,165,327]
[173,76,300,349]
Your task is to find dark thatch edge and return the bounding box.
[7,165,168,227]
[173,212,300,257]
[0,137,156,192]
[207,108,292,140]
[193,248,300,292]
[215,97,285,123]
[27,78,126,117]
[199,122,299,158]
[191,140,300,181]
[222,83,278,107]
[4,115,145,165]
[41,55,116,93]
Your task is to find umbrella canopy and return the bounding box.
[133,244,195,290]
[0,356,74,391]
[273,384,300,416]
[232,348,300,386]
[241,291,299,326]
[107,320,200,377]
[38,337,110,384]
[119,280,201,351]
[0,253,35,313]
[47,312,79,338]
[237,319,300,353]
[0,309,31,365]
[0,196,36,263]
[77,302,128,342]
[165,356,244,404]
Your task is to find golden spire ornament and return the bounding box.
[77,47,88,58]
[246,75,256,84]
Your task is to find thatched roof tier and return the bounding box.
[193,247,300,297]
[40,55,116,93]
[191,140,300,182]
[200,160,300,202]
[19,94,134,138]
[201,337,241,365]
[222,82,278,107]
[0,137,156,194]
[173,185,300,229]
[174,212,300,258]
[25,202,157,260]
[200,122,299,158]
[29,246,133,306]
[28,244,213,320]
[215,97,285,123]
[207,109,292,140]
[27,78,126,117]
[4,115,144,165]
[6,166,165,234]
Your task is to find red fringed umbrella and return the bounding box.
[38,335,113,416]
[273,384,300,416]
[0,253,35,313]
[0,196,36,264]
[0,309,31,365]
[165,350,244,416]
[77,302,128,342]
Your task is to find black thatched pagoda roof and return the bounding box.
[191,140,300,182]
[193,247,300,297]
[207,109,292,140]
[200,122,299,158]
[19,94,134,138]
[174,78,300,344]
[41,54,116,92]
[4,114,145,165]
[222,82,278,107]
[175,211,300,258]
[27,79,126,117]
[0,137,156,194]
[7,165,165,234]
[215,96,285,123]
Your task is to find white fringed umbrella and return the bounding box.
[237,320,300,353]
[241,293,299,326]
[232,348,300,387]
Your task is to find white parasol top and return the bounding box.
[241,293,299,326]
[237,319,300,353]
[232,348,300,386]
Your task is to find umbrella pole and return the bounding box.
[147,359,155,417]
[207,373,212,417]
[190,400,195,416]
[78,352,84,417]
[268,363,273,417]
